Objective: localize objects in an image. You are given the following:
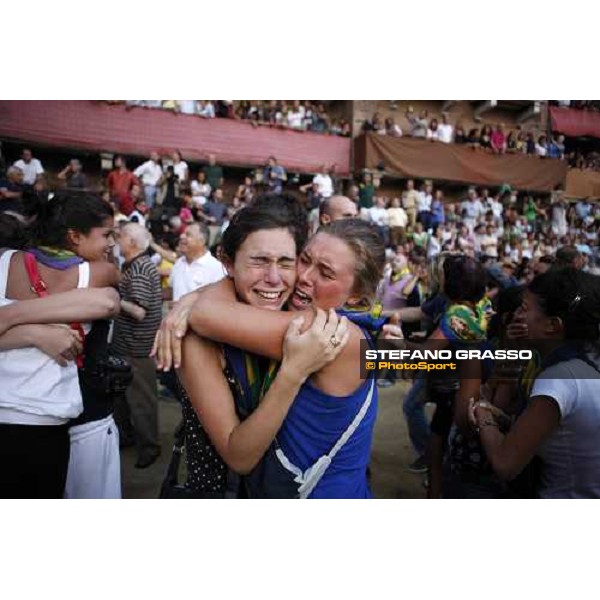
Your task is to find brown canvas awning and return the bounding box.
[565,168,600,199]
[354,133,567,192]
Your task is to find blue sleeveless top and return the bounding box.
[276,311,382,499]
[276,373,377,498]
[223,310,384,499]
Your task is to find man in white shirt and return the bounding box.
[417,182,433,231]
[198,101,215,119]
[368,196,390,245]
[551,194,568,237]
[178,100,198,115]
[437,114,453,144]
[481,189,503,220]
[312,165,334,199]
[169,150,188,184]
[13,148,44,186]
[461,188,484,233]
[368,196,388,225]
[134,152,163,209]
[473,223,487,257]
[406,109,429,138]
[287,101,306,129]
[169,222,226,301]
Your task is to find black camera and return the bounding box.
[83,353,133,397]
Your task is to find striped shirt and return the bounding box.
[112,253,162,358]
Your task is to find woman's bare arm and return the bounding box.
[0,324,44,351]
[0,287,120,336]
[155,279,358,395]
[89,261,121,288]
[390,306,425,322]
[187,282,366,396]
[188,278,313,361]
[401,275,419,298]
[150,240,177,263]
[179,334,304,474]
[401,326,480,433]
[179,312,349,473]
[473,396,560,481]
[454,372,482,433]
[0,323,82,366]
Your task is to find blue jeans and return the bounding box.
[144,184,157,209]
[417,211,431,231]
[402,376,429,457]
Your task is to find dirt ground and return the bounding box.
[121,381,427,499]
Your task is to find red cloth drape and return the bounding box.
[550,106,600,139]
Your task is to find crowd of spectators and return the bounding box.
[3,145,599,305]
[362,110,571,160]
[114,100,600,171]
[2,140,600,501]
[2,147,599,276]
[115,100,351,137]
[357,179,599,279]
[567,149,600,172]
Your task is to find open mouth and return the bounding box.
[254,289,286,304]
[290,288,312,309]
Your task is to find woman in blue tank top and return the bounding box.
[163,214,386,498]
[162,198,351,497]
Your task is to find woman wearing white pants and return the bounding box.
[66,414,121,499]
[66,318,124,499]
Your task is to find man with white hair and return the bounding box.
[112,223,163,469]
[0,166,24,214]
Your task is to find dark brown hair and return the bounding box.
[221,194,307,262]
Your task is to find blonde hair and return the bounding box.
[319,219,385,309]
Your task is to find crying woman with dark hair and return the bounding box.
[470,268,600,498]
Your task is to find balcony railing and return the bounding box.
[0,101,351,175]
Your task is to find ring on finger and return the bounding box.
[329,335,341,348]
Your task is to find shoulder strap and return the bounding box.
[324,378,375,464]
[77,261,90,289]
[23,252,49,297]
[0,249,18,297]
[275,378,376,499]
[222,344,254,418]
[23,251,85,367]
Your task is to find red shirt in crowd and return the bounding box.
[107,169,139,199]
[118,192,135,216]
